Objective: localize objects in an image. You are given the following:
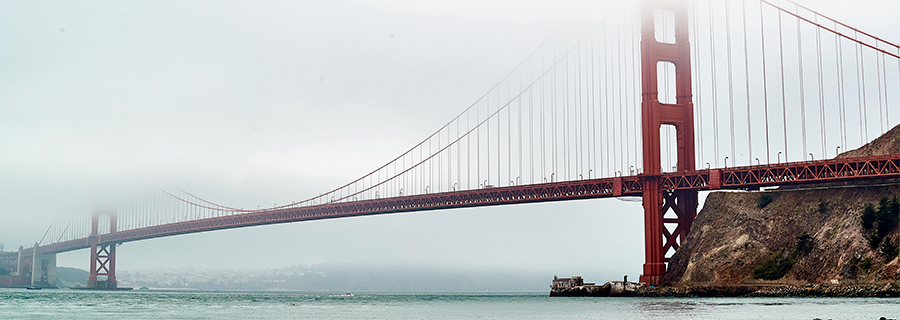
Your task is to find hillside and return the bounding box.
[837,124,900,158]
[664,124,900,286]
[56,267,88,288]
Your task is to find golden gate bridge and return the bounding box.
[2,0,899,288]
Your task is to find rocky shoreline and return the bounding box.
[549,281,642,297]
[552,282,900,297]
[633,284,900,297]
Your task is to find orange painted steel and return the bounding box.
[639,0,697,286]
[87,211,118,289]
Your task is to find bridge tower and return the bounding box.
[87,210,118,289]
[639,0,698,286]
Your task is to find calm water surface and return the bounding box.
[1,289,898,319]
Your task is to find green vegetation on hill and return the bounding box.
[860,196,900,261]
[752,232,815,280]
[758,195,773,208]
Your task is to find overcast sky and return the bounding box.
[1,0,897,283]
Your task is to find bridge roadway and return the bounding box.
[4,154,899,258]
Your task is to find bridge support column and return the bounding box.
[13,245,23,276]
[639,0,698,286]
[29,243,56,288]
[87,211,118,289]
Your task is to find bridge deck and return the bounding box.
[20,154,900,256]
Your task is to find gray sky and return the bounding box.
[1,0,897,282]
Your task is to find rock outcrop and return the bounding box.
[550,281,642,297]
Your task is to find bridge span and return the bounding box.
[3,154,898,287]
[3,0,900,288]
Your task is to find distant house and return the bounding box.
[552,275,583,289]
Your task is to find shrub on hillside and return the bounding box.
[881,237,899,263]
[868,232,882,249]
[859,257,874,274]
[861,203,877,230]
[758,195,773,208]
[818,201,828,214]
[875,196,900,238]
[794,232,814,256]
[752,253,795,280]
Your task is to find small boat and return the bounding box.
[25,286,42,290]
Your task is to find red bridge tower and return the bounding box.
[639,0,698,286]
[87,211,119,289]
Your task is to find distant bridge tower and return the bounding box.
[87,210,118,289]
[639,0,698,286]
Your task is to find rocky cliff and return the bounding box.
[664,124,900,287]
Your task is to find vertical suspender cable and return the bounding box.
[777,5,788,161]
[519,63,523,183]
[836,25,847,149]
[742,0,753,165]
[564,36,570,180]
[816,15,826,157]
[893,47,900,127]
[726,0,737,164]
[600,21,611,178]
[631,9,640,171]
[692,0,704,167]
[498,89,502,185]
[855,33,866,145]
[634,9,642,171]
[550,45,555,180]
[760,0,772,163]
[576,28,583,177]
[604,23,610,176]
[709,0,720,166]
[541,48,545,181]
[797,11,808,160]
[529,54,534,183]
[618,18,625,173]
[590,29,596,176]
[619,18,634,175]
[877,52,884,133]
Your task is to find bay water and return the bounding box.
[1,288,898,319]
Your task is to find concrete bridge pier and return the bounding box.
[30,243,56,288]
[12,245,24,276]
